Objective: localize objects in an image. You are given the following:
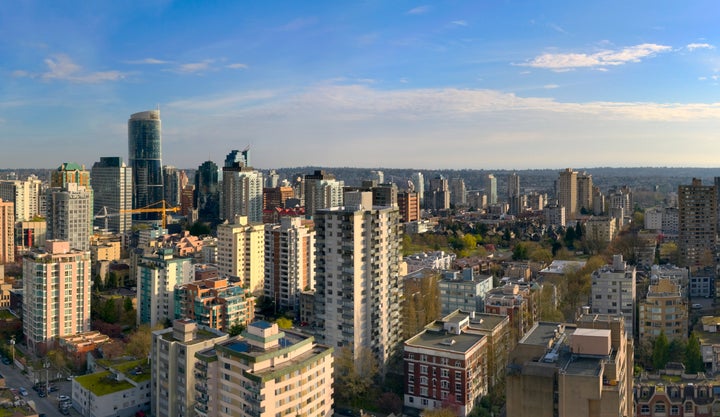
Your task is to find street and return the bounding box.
[0,359,78,417]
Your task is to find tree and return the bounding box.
[377,392,402,414]
[123,297,134,312]
[101,298,120,324]
[685,333,704,373]
[276,317,293,329]
[652,331,670,370]
[107,271,119,289]
[422,408,458,417]
[228,321,245,337]
[125,325,155,359]
[334,346,378,406]
[188,221,211,236]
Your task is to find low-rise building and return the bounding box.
[404,312,488,417]
[639,278,688,341]
[634,378,720,416]
[72,358,151,417]
[173,277,255,332]
[438,269,493,315]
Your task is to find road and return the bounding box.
[0,360,79,417]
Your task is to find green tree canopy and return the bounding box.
[685,333,704,373]
[652,331,670,370]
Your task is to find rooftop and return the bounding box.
[75,371,135,396]
[521,322,575,348]
[406,328,484,353]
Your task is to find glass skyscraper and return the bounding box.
[128,110,163,220]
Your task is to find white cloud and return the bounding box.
[544,84,559,89]
[522,43,672,71]
[226,63,249,69]
[451,20,467,26]
[548,23,568,34]
[126,58,170,64]
[176,60,214,74]
[16,54,127,83]
[687,43,715,51]
[407,5,430,15]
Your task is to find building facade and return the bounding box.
[194,321,334,417]
[313,192,403,369]
[174,277,255,332]
[506,314,633,417]
[678,178,717,269]
[639,278,687,341]
[23,240,91,354]
[0,199,13,264]
[557,168,578,219]
[216,216,265,295]
[590,255,637,338]
[0,176,43,222]
[46,183,93,251]
[220,157,263,224]
[264,216,315,313]
[91,156,132,234]
[137,248,194,326]
[150,319,229,417]
[304,170,344,217]
[128,110,164,220]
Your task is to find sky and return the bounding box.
[1,0,719,170]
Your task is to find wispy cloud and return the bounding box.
[451,20,467,26]
[226,63,249,69]
[544,84,559,89]
[276,17,317,31]
[174,60,214,74]
[687,43,715,51]
[14,54,125,83]
[521,43,672,71]
[548,23,568,34]
[407,5,430,15]
[126,58,170,65]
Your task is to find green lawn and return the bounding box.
[75,371,134,396]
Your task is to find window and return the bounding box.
[420,387,428,396]
[420,365,428,375]
[654,403,665,413]
[441,369,449,378]
[670,405,679,415]
[420,376,428,385]
[441,380,449,389]
[408,375,415,383]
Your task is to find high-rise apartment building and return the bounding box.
[23,240,91,354]
[263,186,294,211]
[678,178,717,269]
[51,162,91,188]
[576,171,593,213]
[0,176,43,222]
[639,278,687,341]
[507,172,521,215]
[266,169,279,188]
[313,192,402,368]
[411,172,425,206]
[506,314,633,417]
[195,160,221,223]
[91,157,132,234]
[264,217,315,313]
[590,255,636,338]
[174,277,255,332]
[557,168,578,219]
[304,170,344,216]
[220,150,263,223]
[485,174,497,205]
[427,176,450,211]
[449,177,467,206]
[194,321,334,417]
[129,110,164,220]
[0,199,14,264]
[397,191,420,223]
[217,216,265,295]
[137,248,194,326]
[163,165,186,207]
[46,183,92,251]
[150,319,228,417]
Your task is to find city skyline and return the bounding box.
[1,1,720,170]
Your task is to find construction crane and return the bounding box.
[94,200,181,230]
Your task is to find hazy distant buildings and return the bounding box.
[91,157,132,234]
[449,177,467,206]
[398,190,420,223]
[411,172,425,206]
[427,176,450,211]
[220,150,264,223]
[678,178,717,269]
[485,174,497,205]
[577,171,593,213]
[162,165,186,207]
[128,110,164,220]
[507,172,521,215]
[544,201,566,227]
[557,168,578,219]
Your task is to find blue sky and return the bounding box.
[1,0,719,170]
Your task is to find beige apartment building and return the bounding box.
[506,314,633,417]
[194,321,334,417]
[150,319,229,417]
[639,278,688,341]
[217,215,265,295]
[557,168,578,219]
[23,240,91,354]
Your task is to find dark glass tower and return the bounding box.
[128,110,163,220]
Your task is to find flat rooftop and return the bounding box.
[406,329,484,353]
[562,355,602,377]
[521,322,576,347]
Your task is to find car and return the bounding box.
[18,387,27,396]
[58,394,70,402]
[38,390,46,398]
[2,358,11,365]
[693,303,703,309]
[49,386,59,392]
[66,375,74,381]
[59,408,70,416]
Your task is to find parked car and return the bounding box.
[18,387,28,396]
[2,357,11,365]
[58,394,71,402]
[693,303,702,309]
